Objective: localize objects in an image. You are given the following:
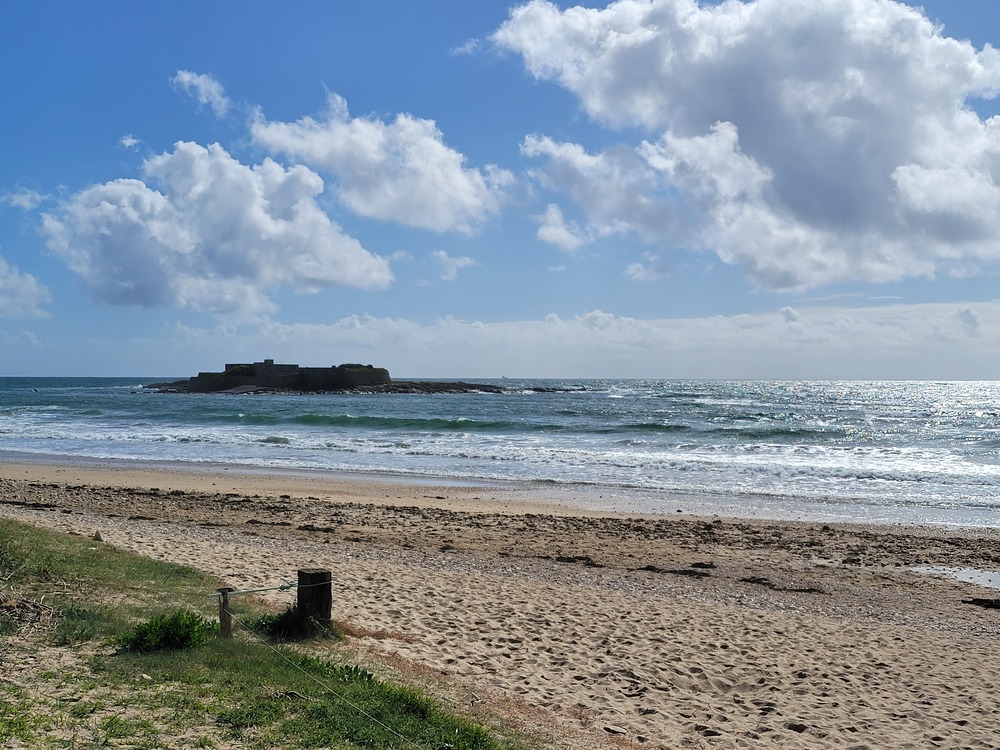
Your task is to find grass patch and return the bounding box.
[0,518,542,750]
[245,603,343,642]
[99,642,508,749]
[0,688,42,744]
[116,609,217,653]
[1,517,221,641]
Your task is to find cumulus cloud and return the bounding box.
[1,189,47,210]
[252,93,513,233]
[119,134,140,150]
[0,253,50,317]
[536,203,587,250]
[523,135,674,240]
[957,306,981,334]
[781,306,801,324]
[624,252,668,281]
[430,250,476,281]
[177,299,1000,379]
[495,0,1000,291]
[170,70,232,118]
[40,141,392,317]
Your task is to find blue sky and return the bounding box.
[3,0,1000,378]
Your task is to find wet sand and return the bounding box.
[2,459,1000,749]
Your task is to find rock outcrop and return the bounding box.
[145,358,508,394]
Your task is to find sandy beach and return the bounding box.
[2,459,1000,749]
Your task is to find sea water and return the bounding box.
[1,377,999,527]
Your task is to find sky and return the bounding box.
[3,0,1000,379]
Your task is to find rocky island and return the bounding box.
[145,358,508,394]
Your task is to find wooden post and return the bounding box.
[297,568,332,630]
[217,587,235,639]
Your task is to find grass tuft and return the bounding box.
[243,604,343,642]
[116,609,217,653]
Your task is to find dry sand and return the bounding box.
[2,459,1000,749]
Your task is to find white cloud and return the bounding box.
[163,299,1000,379]
[523,135,673,241]
[957,306,981,335]
[252,93,513,233]
[430,250,477,281]
[431,250,476,281]
[536,203,587,250]
[451,38,481,56]
[495,0,1000,291]
[170,70,232,118]
[781,306,801,323]
[624,252,668,281]
[40,141,392,317]
[1,189,47,210]
[119,134,140,150]
[0,253,50,317]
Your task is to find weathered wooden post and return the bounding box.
[297,568,332,630]
[217,587,235,639]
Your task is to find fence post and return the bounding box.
[297,568,332,629]
[217,587,235,639]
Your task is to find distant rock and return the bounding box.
[144,358,511,395]
[347,380,507,394]
[144,358,586,395]
[146,358,391,393]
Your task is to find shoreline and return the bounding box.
[0,452,616,517]
[3,450,997,529]
[4,455,997,554]
[4,457,1000,747]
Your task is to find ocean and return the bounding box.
[1,377,999,527]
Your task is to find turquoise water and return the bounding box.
[2,377,1000,526]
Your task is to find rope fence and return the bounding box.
[207,579,297,598]
[214,568,331,639]
[212,567,429,750]
[224,605,428,750]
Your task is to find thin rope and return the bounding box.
[208,577,332,598]
[224,606,429,750]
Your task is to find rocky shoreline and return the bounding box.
[145,379,578,395]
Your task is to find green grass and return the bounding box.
[0,688,42,744]
[116,608,218,652]
[1,517,221,638]
[97,644,504,749]
[245,602,343,642]
[0,518,542,749]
